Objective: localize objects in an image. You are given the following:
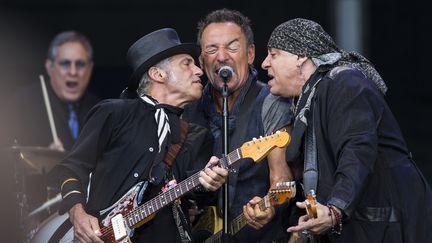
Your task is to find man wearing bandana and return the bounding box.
[51,28,228,243]
[258,18,432,243]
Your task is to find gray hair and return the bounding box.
[47,30,93,61]
[137,57,172,96]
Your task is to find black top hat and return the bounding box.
[125,28,201,96]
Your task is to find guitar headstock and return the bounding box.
[305,190,318,219]
[268,181,296,205]
[240,131,290,162]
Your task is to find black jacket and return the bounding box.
[291,66,432,242]
[53,98,213,242]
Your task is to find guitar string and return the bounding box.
[206,187,293,241]
[96,135,280,237]
[98,151,241,238]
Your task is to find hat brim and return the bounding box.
[128,43,201,92]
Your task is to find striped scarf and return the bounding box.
[141,95,171,153]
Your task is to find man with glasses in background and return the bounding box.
[0,31,100,242]
[4,30,100,151]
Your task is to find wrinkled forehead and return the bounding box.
[201,22,245,45]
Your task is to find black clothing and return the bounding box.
[53,98,213,242]
[289,66,432,243]
[2,82,99,150]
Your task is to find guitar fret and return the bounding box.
[186,180,192,190]
[147,201,153,215]
[168,188,175,202]
[235,149,241,161]
[139,208,145,220]
[160,194,166,206]
[151,199,157,213]
[175,187,181,197]
[130,215,136,226]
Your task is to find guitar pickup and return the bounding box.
[111,214,128,241]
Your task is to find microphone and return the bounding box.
[218,66,234,82]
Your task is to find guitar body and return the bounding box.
[192,206,222,240]
[97,181,150,243]
[31,181,151,243]
[195,181,297,243]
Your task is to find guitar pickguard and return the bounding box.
[97,181,148,242]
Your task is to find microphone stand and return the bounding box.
[221,79,230,243]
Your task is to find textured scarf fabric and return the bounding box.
[267,18,387,94]
[141,95,183,152]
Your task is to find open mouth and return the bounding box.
[66,81,78,89]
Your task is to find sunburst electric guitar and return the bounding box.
[193,181,296,243]
[37,131,290,243]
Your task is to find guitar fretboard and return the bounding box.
[206,195,268,243]
[124,148,242,227]
[230,196,267,235]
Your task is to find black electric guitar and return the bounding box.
[194,181,296,243]
[33,131,290,243]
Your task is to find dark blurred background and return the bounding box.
[0,0,430,241]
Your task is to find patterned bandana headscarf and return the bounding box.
[267,18,387,94]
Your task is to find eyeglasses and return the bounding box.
[56,59,90,71]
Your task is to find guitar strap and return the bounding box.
[287,71,324,196]
[164,119,189,166]
[163,119,194,243]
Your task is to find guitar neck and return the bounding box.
[124,148,242,228]
[230,195,268,235]
[205,195,268,243]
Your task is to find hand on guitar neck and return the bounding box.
[243,181,297,230]
[199,156,229,191]
[287,190,343,236]
[243,196,275,230]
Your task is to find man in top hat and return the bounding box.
[51,28,228,243]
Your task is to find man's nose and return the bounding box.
[216,48,229,63]
[194,64,204,77]
[68,63,78,75]
[261,55,270,70]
